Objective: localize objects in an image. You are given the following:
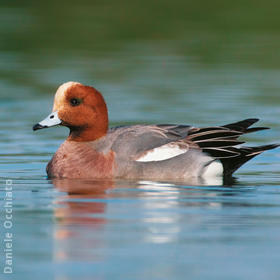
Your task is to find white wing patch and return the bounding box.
[135,143,188,162]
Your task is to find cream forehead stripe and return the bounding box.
[53,81,81,111]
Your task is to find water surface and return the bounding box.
[1,1,280,279]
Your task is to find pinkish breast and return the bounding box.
[47,141,115,179]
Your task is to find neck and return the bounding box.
[67,125,108,142]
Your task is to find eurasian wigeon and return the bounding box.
[33,81,279,182]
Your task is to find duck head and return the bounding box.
[33,82,108,142]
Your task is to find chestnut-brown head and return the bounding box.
[33,82,109,142]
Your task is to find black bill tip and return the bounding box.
[33,123,47,131]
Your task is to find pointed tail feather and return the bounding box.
[221,144,280,176]
[223,118,269,134]
[223,118,259,129]
[188,118,279,177]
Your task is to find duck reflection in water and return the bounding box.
[52,178,114,262]
[51,176,238,263]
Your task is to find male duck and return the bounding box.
[33,82,278,181]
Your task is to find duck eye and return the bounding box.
[70,98,81,106]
